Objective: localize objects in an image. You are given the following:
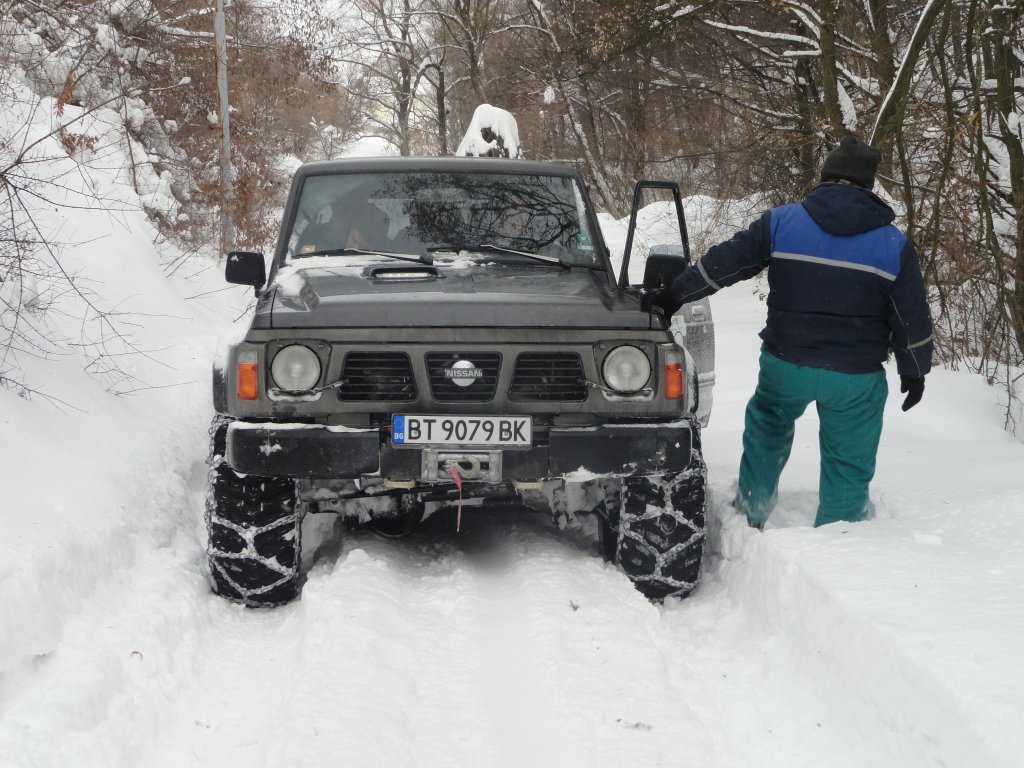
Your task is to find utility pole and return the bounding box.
[215,0,234,253]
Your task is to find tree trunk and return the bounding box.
[793,55,819,190]
[623,52,650,186]
[866,0,897,176]
[871,0,946,160]
[819,0,845,139]
[989,0,1024,353]
[435,65,449,156]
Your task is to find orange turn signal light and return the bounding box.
[664,362,684,400]
[237,361,259,400]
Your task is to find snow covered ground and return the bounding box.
[2,146,1023,766]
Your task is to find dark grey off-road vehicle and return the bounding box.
[209,157,715,606]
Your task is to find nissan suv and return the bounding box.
[208,157,715,606]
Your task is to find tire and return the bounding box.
[599,442,707,602]
[206,417,302,607]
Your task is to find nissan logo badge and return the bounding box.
[445,359,483,387]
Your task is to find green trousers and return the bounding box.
[736,347,888,527]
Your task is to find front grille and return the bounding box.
[338,352,416,401]
[426,352,501,402]
[510,353,587,401]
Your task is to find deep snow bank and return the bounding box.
[0,79,247,675]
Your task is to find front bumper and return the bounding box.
[226,421,695,480]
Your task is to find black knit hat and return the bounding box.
[820,135,881,189]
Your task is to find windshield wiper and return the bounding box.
[428,243,571,270]
[297,247,432,265]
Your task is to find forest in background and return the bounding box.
[1,0,1022,425]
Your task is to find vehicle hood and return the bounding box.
[255,261,650,329]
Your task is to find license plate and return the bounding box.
[391,415,531,447]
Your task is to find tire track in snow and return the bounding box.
[0,380,215,684]
[0,493,980,768]
[0,508,762,768]
[458,515,718,768]
[144,513,515,768]
[0,527,214,768]
[269,536,506,767]
[163,511,668,767]
[283,512,718,768]
[0,456,199,680]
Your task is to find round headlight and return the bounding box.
[602,345,651,393]
[271,344,321,392]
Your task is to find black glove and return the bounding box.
[641,287,682,318]
[899,374,925,411]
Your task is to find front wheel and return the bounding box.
[206,417,302,607]
[600,450,707,601]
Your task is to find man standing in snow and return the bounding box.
[644,135,933,529]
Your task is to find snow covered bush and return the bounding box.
[0,0,362,391]
[0,78,153,398]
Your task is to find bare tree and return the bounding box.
[419,0,529,146]
[332,0,432,155]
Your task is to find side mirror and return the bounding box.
[643,247,688,291]
[225,251,266,293]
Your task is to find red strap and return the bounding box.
[447,465,463,532]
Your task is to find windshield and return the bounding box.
[285,170,600,267]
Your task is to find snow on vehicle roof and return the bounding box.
[455,103,524,159]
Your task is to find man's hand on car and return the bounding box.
[641,287,682,319]
[900,374,925,411]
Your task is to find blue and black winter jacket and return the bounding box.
[669,183,934,376]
